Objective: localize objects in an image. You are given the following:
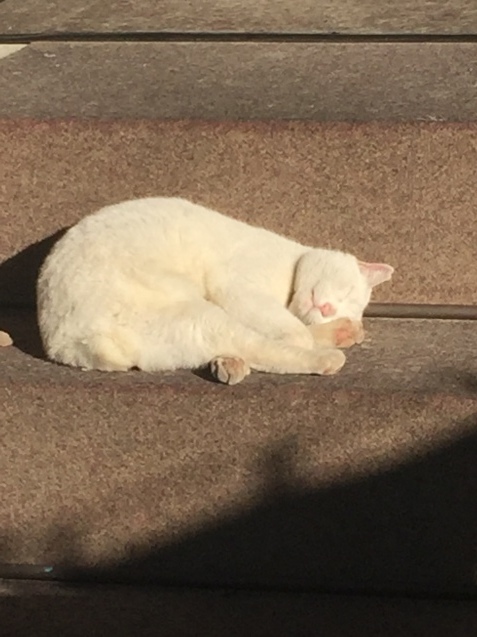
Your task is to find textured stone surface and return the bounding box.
[1,119,477,306]
[0,0,476,34]
[2,42,477,121]
[1,312,477,594]
[1,581,477,637]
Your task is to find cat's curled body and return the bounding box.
[37,197,393,383]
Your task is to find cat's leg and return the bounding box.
[130,300,345,380]
[211,287,314,350]
[308,318,365,348]
[212,286,363,351]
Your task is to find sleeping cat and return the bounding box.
[37,197,394,384]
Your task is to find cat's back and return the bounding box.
[43,197,236,268]
[62,197,226,245]
[38,197,255,300]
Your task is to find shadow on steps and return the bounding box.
[0,229,67,308]
[2,423,477,634]
[0,228,67,358]
[60,427,477,596]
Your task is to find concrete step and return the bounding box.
[1,310,477,595]
[0,0,475,35]
[1,23,476,608]
[1,118,477,307]
[2,581,477,637]
[1,42,477,121]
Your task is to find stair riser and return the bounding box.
[1,120,476,307]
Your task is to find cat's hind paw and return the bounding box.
[210,356,251,385]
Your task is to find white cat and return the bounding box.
[37,197,394,384]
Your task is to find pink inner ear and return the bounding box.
[358,261,394,287]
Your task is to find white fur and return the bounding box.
[37,197,393,377]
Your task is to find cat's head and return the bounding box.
[289,249,394,325]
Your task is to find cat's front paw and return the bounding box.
[330,318,364,348]
[210,356,251,385]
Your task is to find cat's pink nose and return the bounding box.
[317,302,336,317]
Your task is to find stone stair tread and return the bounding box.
[1,42,477,121]
[1,310,476,396]
[1,581,477,637]
[0,0,475,35]
[1,310,477,594]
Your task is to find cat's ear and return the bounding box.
[358,261,394,287]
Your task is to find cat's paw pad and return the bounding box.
[332,318,364,348]
[318,349,346,375]
[210,356,251,385]
[0,331,13,347]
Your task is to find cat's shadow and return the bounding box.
[0,228,68,359]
